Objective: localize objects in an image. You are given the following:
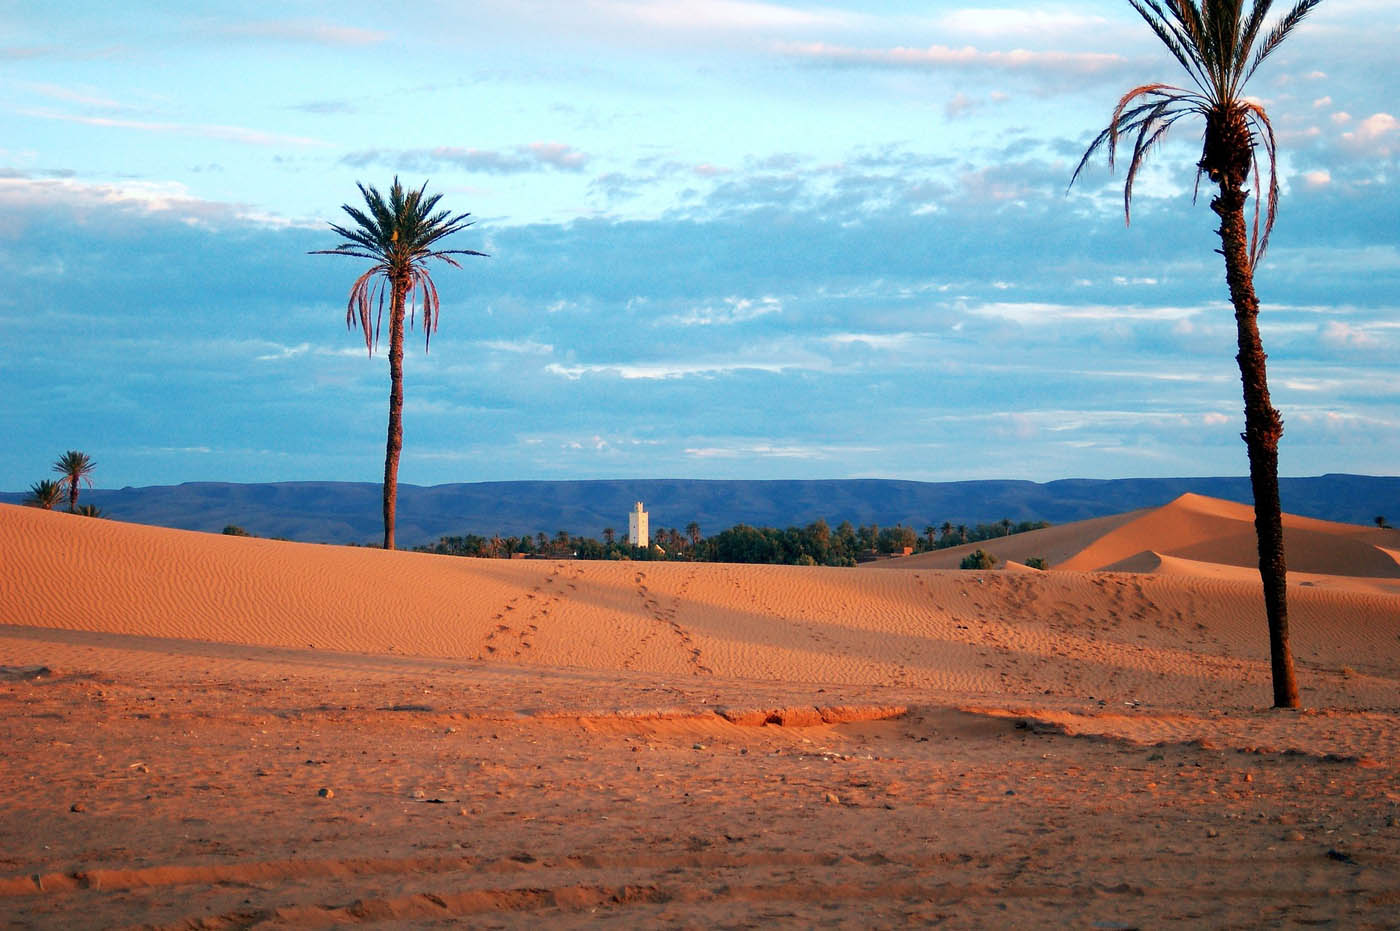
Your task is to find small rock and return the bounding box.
[1206,828,1219,838]
[69,802,86,813]
[824,792,842,805]
[317,787,334,799]
[1285,830,1305,842]
[1242,773,1254,783]
[1326,848,1357,864]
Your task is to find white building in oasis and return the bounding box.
[627,501,650,547]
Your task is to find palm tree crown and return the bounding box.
[311,177,487,354]
[52,450,96,512]
[24,479,64,510]
[1071,0,1321,264]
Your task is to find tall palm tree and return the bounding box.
[312,178,487,550]
[1071,0,1321,708]
[24,479,64,510]
[52,450,96,513]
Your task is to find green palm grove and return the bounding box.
[1071,0,1322,708]
[312,178,487,550]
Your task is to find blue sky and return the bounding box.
[3,1,1397,490]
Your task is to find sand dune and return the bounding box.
[2,499,1397,706]
[2,499,1398,928]
[884,492,1400,584]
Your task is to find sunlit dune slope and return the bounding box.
[884,492,1400,582]
[2,502,1398,709]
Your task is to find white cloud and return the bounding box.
[1339,113,1398,156]
[672,295,782,326]
[1301,169,1331,188]
[1319,320,1380,350]
[934,8,1110,39]
[342,142,588,174]
[966,301,1198,323]
[595,0,861,32]
[545,359,798,380]
[19,109,327,147]
[1347,112,1397,138]
[26,82,123,110]
[684,443,844,460]
[477,339,554,354]
[783,41,1129,76]
[212,20,388,45]
[0,175,305,228]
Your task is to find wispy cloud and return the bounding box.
[545,359,800,380]
[208,19,388,46]
[782,41,1130,76]
[342,142,589,174]
[933,8,1112,40]
[19,109,327,147]
[26,82,124,110]
[593,0,863,32]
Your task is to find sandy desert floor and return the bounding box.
[2,497,1399,929]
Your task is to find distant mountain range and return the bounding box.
[3,475,1396,547]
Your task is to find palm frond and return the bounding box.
[1246,0,1322,84]
[1129,0,1211,94]
[1069,84,1195,194]
[314,178,488,356]
[1242,101,1281,262]
[1233,0,1276,94]
[1122,105,1194,224]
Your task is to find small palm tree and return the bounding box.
[312,178,487,550]
[73,503,104,518]
[52,450,96,512]
[24,479,64,509]
[1070,0,1320,709]
[687,521,702,548]
[602,527,616,545]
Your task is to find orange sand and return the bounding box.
[1,497,1397,927]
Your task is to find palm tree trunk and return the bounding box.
[1212,184,1300,709]
[382,282,407,550]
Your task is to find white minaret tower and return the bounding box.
[628,501,649,547]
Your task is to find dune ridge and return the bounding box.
[885,492,1400,586]
[2,501,1397,710]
